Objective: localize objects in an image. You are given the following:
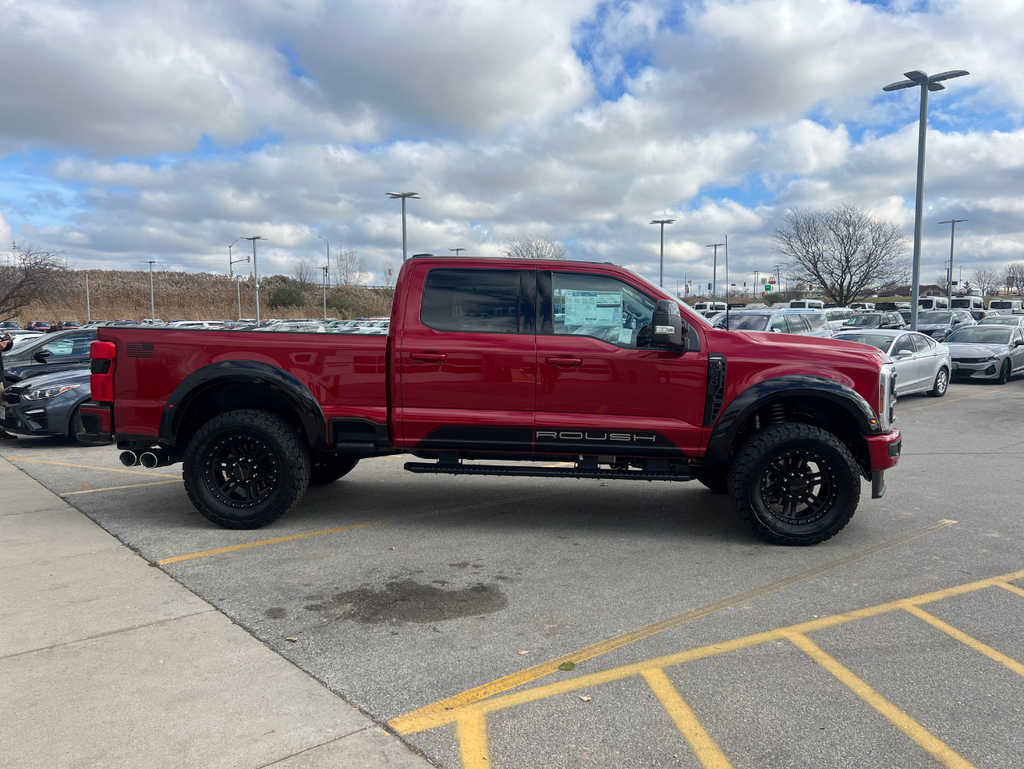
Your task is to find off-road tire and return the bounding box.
[183,409,310,529]
[696,465,729,494]
[309,455,360,484]
[728,423,861,546]
[926,367,949,397]
[998,360,1011,385]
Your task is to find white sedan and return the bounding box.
[834,329,952,397]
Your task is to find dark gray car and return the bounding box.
[1,329,97,384]
[0,368,109,444]
[915,310,975,341]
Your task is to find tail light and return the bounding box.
[90,341,117,402]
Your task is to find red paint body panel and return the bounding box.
[866,429,902,471]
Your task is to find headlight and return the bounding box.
[877,364,895,431]
[986,355,999,361]
[23,384,81,401]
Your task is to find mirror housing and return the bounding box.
[896,349,913,358]
[33,349,51,362]
[651,300,687,351]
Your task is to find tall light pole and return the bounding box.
[883,68,969,330]
[85,271,91,323]
[318,235,331,320]
[228,238,239,276]
[139,261,157,320]
[241,236,266,324]
[449,247,466,257]
[683,272,691,298]
[650,219,675,287]
[386,192,420,262]
[939,218,968,303]
[706,243,725,303]
[236,276,243,321]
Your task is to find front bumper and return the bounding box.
[866,429,901,472]
[951,360,1000,379]
[1,391,60,436]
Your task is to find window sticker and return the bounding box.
[562,290,622,325]
[617,328,634,345]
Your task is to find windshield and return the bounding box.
[718,314,770,331]
[979,317,1020,326]
[834,333,892,352]
[920,312,952,324]
[848,315,881,327]
[946,327,1013,345]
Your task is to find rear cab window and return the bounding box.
[420,269,523,334]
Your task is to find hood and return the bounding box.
[945,343,1009,358]
[9,367,91,391]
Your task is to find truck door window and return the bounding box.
[549,273,656,348]
[421,269,521,334]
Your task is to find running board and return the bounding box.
[404,460,696,482]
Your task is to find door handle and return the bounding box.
[410,352,447,362]
[545,356,582,366]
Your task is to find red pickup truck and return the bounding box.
[83,256,901,545]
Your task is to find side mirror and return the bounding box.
[896,349,913,358]
[33,349,51,362]
[652,300,687,351]
[1014,339,1024,347]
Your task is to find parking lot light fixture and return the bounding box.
[650,219,675,287]
[386,192,420,263]
[939,219,968,303]
[449,247,466,257]
[241,236,266,324]
[706,243,725,302]
[883,69,969,331]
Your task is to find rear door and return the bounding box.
[533,269,707,457]
[21,331,97,379]
[395,265,537,452]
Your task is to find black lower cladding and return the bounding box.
[416,424,685,457]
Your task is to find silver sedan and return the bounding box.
[945,325,1024,384]
[833,329,952,397]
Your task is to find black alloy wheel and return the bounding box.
[998,360,1011,385]
[183,409,310,529]
[927,367,949,397]
[729,423,860,546]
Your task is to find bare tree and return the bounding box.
[772,203,909,307]
[336,247,367,286]
[0,243,72,321]
[972,268,999,296]
[500,234,568,260]
[292,259,316,288]
[1004,262,1024,294]
[381,259,395,289]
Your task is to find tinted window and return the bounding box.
[421,269,521,334]
[722,314,770,331]
[770,314,789,332]
[787,315,811,333]
[834,333,891,351]
[803,313,828,332]
[551,272,656,348]
[911,333,933,352]
[891,335,914,356]
[41,332,94,357]
[946,327,1013,345]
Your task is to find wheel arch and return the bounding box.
[705,376,878,476]
[159,360,327,450]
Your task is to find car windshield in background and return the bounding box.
[979,317,1021,326]
[848,315,881,327]
[946,327,1013,345]
[835,333,892,352]
[722,314,770,331]
[920,312,952,324]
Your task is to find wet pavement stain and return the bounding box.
[305,579,507,624]
[265,607,287,619]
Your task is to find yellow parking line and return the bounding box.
[996,581,1024,599]
[389,519,957,733]
[62,479,182,496]
[7,457,177,479]
[642,668,734,769]
[156,490,563,566]
[455,711,491,769]
[786,632,976,769]
[391,565,1024,735]
[903,604,1024,678]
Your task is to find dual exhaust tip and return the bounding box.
[119,450,178,469]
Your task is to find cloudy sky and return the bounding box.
[1,0,1022,294]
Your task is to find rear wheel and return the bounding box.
[183,409,310,529]
[926,367,949,397]
[310,455,360,484]
[728,423,861,546]
[998,360,1011,384]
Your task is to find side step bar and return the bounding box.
[404,459,696,482]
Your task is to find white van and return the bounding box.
[849,302,875,311]
[918,297,949,310]
[988,299,1024,313]
[950,296,985,311]
[786,299,825,310]
[692,301,727,313]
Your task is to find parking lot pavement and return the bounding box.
[3,376,1024,768]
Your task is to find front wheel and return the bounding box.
[183,409,310,529]
[926,367,949,397]
[998,360,1011,385]
[728,423,861,546]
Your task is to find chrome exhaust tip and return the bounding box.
[119,450,138,467]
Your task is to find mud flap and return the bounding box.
[871,470,886,499]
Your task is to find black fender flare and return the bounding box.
[158,360,328,449]
[704,374,879,464]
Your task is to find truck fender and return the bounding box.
[704,374,879,464]
[159,360,328,449]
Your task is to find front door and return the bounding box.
[395,265,537,452]
[534,270,707,458]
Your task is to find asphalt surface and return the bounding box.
[4,375,1024,768]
